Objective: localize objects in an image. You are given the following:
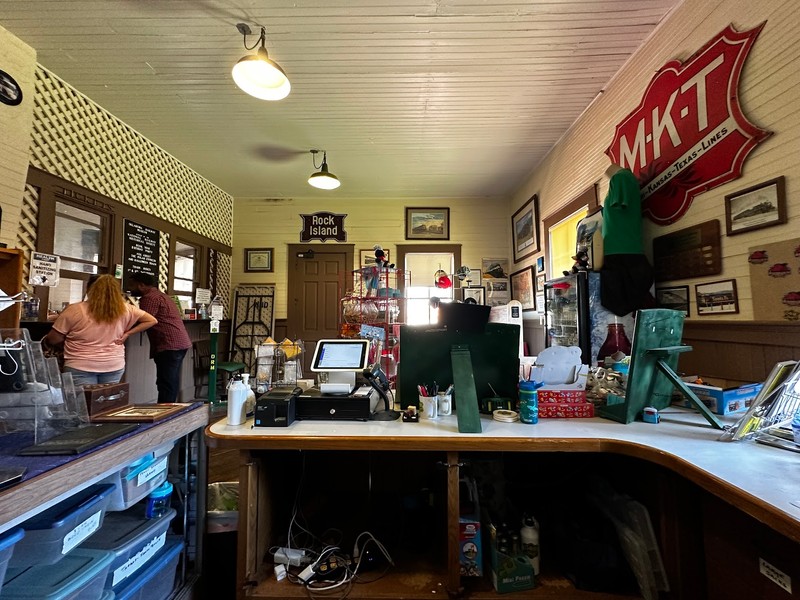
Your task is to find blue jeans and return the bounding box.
[64,367,125,388]
[153,349,188,403]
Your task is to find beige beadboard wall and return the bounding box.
[232,196,510,320]
[511,0,799,321]
[0,26,36,248]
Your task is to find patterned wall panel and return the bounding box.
[159,232,170,291]
[17,183,41,295]
[218,252,232,316]
[29,67,232,246]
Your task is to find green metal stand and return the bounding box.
[208,330,220,407]
[451,345,482,433]
[652,350,724,430]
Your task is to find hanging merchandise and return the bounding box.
[434,269,452,289]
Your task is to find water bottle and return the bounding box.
[520,513,540,576]
[792,406,800,445]
[227,374,248,426]
[242,373,257,415]
[519,380,541,424]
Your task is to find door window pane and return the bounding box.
[404,253,454,325]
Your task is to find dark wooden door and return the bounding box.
[287,245,353,373]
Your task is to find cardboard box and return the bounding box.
[488,522,535,593]
[537,389,587,403]
[538,401,594,418]
[673,379,763,415]
[459,518,483,577]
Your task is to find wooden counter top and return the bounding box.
[207,408,800,544]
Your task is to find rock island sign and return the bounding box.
[606,24,771,225]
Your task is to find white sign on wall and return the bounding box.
[29,252,60,287]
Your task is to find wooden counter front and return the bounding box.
[207,408,800,599]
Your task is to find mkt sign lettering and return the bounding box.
[300,211,347,242]
[606,24,770,225]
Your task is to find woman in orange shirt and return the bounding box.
[43,275,157,386]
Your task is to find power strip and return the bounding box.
[274,547,308,566]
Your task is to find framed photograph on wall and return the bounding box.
[511,194,540,263]
[695,279,739,315]
[510,267,535,311]
[536,256,545,273]
[482,258,509,280]
[244,247,274,272]
[725,176,786,236]
[535,273,546,292]
[462,286,486,305]
[655,285,690,316]
[405,207,450,240]
[360,248,390,267]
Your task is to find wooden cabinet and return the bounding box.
[0,248,23,329]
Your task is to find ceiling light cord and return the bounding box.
[308,150,341,190]
[241,26,267,52]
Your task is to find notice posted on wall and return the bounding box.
[29,252,60,287]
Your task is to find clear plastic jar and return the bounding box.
[145,481,173,518]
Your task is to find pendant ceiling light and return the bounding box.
[232,23,290,101]
[308,150,341,190]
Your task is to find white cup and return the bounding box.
[420,394,438,419]
[437,393,452,416]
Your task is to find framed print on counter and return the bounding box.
[512,194,540,262]
[405,207,450,240]
[92,403,187,423]
[245,247,274,272]
[510,266,535,311]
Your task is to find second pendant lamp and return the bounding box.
[308,150,340,190]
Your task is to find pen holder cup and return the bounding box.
[420,395,438,419]
[437,393,452,416]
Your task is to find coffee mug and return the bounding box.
[437,393,452,416]
[420,395,438,419]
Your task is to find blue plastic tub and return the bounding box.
[10,483,116,568]
[2,547,114,600]
[113,537,183,600]
[0,528,24,593]
[102,444,172,512]
[81,507,176,589]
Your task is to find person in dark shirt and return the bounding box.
[127,272,192,403]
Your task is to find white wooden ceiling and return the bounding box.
[1,1,681,200]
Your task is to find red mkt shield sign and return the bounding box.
[606,24,771,225]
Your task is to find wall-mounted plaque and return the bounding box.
[652,220,721,282]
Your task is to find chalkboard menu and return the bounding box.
[123,219,160,290]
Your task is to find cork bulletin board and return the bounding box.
[749,237,800,321]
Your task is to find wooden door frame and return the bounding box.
[286,243,354,340]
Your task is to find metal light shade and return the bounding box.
[308,160,340,190]
[232,47,290,101]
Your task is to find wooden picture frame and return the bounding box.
[92,403,187,423]
[405,207,450,240]
[462,286,486,305]
[510,266,535,311]
[511,194,540,263]
[360,248,390,267]
[536,256,545,273]
[244,247,274,272]
[695,279,739,315]
[656,285,690,316]
[725,176,786,236]
[535,273,546,292]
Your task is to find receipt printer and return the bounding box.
[254,387,301,427]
